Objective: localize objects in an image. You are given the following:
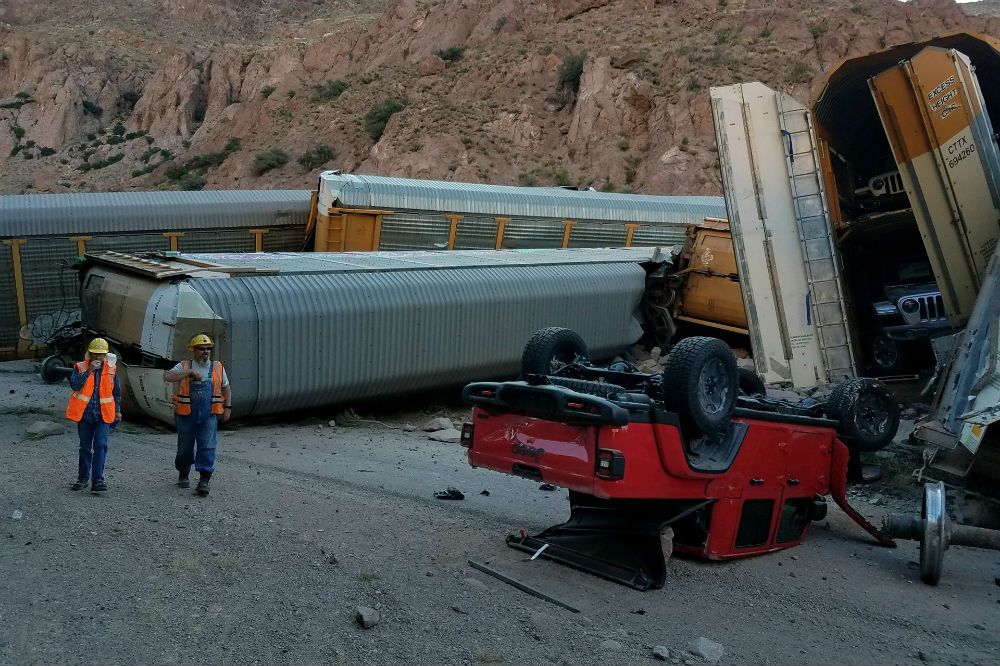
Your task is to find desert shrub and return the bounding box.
[311,80,349,102]
[297,144,337,170]
[435,46,465,62]
[82,101,103,118]
[364,99,406,141]
[261,85,276,98]
[558,53,586,93]
[253,149,289,175]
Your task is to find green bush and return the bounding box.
[11,125,25,139]
[15,91,31,100]
[253,149,289,176]
[165,139,241,182]
[179,175,207,191]
[311,80,349,102]
[82,101,103,118]
[9,145,21,158]
[558,53,586,93]
[112,121,125,136]
[261,85,276,98]
[39,147,56,156]
[125,131,146,140]
[107,135,125,145]
[364,99,406,141]
[435,46,465,62]
[297,144,337,170]
[90,153,124,170]
[0,100,27,110]
[140,147,161,162]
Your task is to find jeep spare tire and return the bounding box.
[661,337,738,434]
[825,377,900,452]
[520,327,590,377]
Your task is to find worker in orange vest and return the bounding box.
[66,338,121,493]
[163,333,231,497]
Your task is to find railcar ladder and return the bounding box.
[775,95,857,382]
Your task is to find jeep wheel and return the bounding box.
[870,334,908,375]
[661,337,738,434]
[825,377,900,452]
[521,327,590,377]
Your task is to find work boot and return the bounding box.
[195,472,211,497]
[177,469,191,489]
[91,480,108,493]
[71,478,88,491]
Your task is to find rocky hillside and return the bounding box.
[1,0,997,196]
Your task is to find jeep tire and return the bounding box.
[661,336,738,434]
[825,377,900,452]
[521,327,590,377]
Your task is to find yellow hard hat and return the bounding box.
[87,338,110,354]
[189,333,214,348]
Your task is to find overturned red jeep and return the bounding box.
[461,328,899,590]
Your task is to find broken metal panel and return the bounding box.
[870,47,1000,327]
[83,249,662,424]
[711,82,852,387]
[918,242,1000,454]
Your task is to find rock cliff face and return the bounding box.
[1,0,997,195]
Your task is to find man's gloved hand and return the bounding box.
[112,412,122,430]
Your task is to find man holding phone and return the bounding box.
[163,333,231,497]
[66,338,121,493]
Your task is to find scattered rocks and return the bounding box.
[355,606,381,629]
[599,639,623,651]
[652,646,671,661]
[427,428,461,443]
[422,417,454,432]
[402,423,417,432]
[327,420,337,428]
[688,637,724,664]
[26,421,64,438]
[974,622,986,631]
[269,442,278,448]
[917,649,929,662]
[450,604,468,615]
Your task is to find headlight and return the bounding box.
[873,302,897,317]
[900,298,920,314]
[870,177,885,193]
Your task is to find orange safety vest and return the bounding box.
[173,360,226,416]
[65,361,117,424]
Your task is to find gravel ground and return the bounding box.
[1,361,999,666]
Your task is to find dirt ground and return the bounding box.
[1,360,998,666]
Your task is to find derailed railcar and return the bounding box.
[0,190,312,359]
[76,248,668,425]
[310,171,726,253]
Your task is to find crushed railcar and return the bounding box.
[76,248,671,424]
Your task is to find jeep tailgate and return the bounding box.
[467,410,596,494]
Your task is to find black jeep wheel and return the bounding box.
[520,327,590,377]
[825,377,900,452]
[661,337,738,434]
[737,367,767,396]
[870,334,908,375]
